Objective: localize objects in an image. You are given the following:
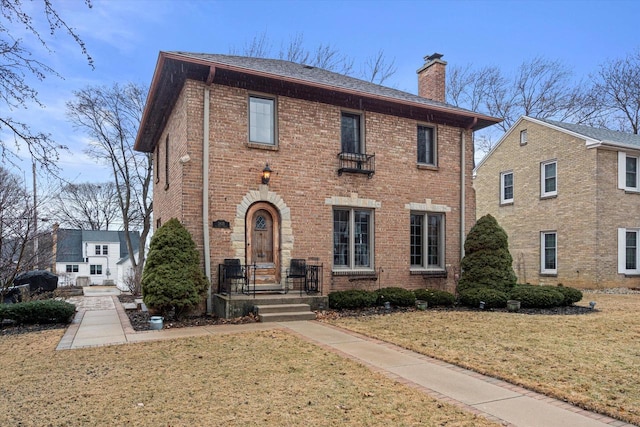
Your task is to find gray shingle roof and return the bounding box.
[171,52,482,117]
[55,229,141,262]
[538,118,640,147]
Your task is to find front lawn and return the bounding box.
[324,293,640,425]
[0,329,497,426]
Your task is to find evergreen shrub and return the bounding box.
[375,287,416,307]
[457,214,517,294]
[142,218,209,319]
[555,285,583,306]
[508,285,564,308]
[328,289,378,310]
[458,288,508,309]
[413,289,455,307]
[0,300,75,325]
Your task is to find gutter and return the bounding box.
[203,85,212,313]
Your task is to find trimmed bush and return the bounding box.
[457,215,517,294]
[413,289,455,307]
[328,289,378,310]
[555,285,583,306]
[376,287,416,307]
[142,218,209,319]
[508,285,564,308]
[0,300,76,325]
[458,288,508,309]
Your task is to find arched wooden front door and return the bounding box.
[246,202,280,284]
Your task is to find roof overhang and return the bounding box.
[134,51,501,153]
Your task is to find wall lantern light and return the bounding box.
[261,163,272,185]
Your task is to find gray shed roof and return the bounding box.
[538,118,640,147]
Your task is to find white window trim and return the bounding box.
[618,228,640,274]
[410,212,446,272]
[520,129,528,145]
[540,231,557,274]
[332,207,374,272]
[541,160,557,198]
[500,171,514,204]
[248,94,277,146]
[618,151,640,192]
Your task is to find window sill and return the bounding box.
[500,201,514,206]
[623,272,640,277]
[417,164,438,171]
[539,272,557,277]
[624,189,640,194]
[332,269,376,276]
[540,194,557,200]
[248,142,278,151]
[410,269,447,278]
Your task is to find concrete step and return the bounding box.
[248,284,287,293]
[258,311,317,322]
[255,303,310,314]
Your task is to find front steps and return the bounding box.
[255,303,316,322]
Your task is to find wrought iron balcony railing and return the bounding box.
[337,152,375,178]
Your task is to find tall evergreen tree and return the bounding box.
[142,219,208,319]
[457,214,517,294]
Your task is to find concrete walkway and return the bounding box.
[58,290,635,427]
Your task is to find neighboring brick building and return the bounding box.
[134,52,499,314]
[474,116,640,289]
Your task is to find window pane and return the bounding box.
[333,210,350,266]
[626,157,637,188]
[66,265,72,273]
[545,162,556,193]
[544,233,556,270]
[410,214,423,266]
[95,245,100,255]
[341,113,361,153]
[103,245,108,255]
[354,210,371,267]
[427,214,442,267]
[626,231,637,270]
[417,126,434,164]
[249,97,275,144]
[503,173,513,201]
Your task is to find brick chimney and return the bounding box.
[417,53,447,102]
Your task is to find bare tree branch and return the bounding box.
[0,0,93,170]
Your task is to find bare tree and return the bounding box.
[52,182,120,230]
[589,49,640,134]
[448,56,591,159]
[232,31,391,83]
[0,167,52,291]
[0,0,93,169]
[362,49,396,85]
[66,83,152,291]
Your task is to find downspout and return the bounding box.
[461,117,478,262]
[203,86,212,313]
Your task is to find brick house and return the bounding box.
[134,52,499,316]
[474,116,640,289]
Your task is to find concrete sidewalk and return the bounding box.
[58,292,635,427]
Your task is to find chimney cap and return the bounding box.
[425,53,444,62]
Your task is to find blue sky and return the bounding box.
[6,0,640,186]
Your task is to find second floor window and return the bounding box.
[417,125,436,165]
[95,245,101,255]
[619,152,640,191]
[500,171,514,204]
[102,245,108,255]
[249,96,275,145]
[541,160,557,198]
[341,112,363,154]
[66,265,79,273]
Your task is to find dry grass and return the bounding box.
[0,329,499,426]
[325,293,640,425]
